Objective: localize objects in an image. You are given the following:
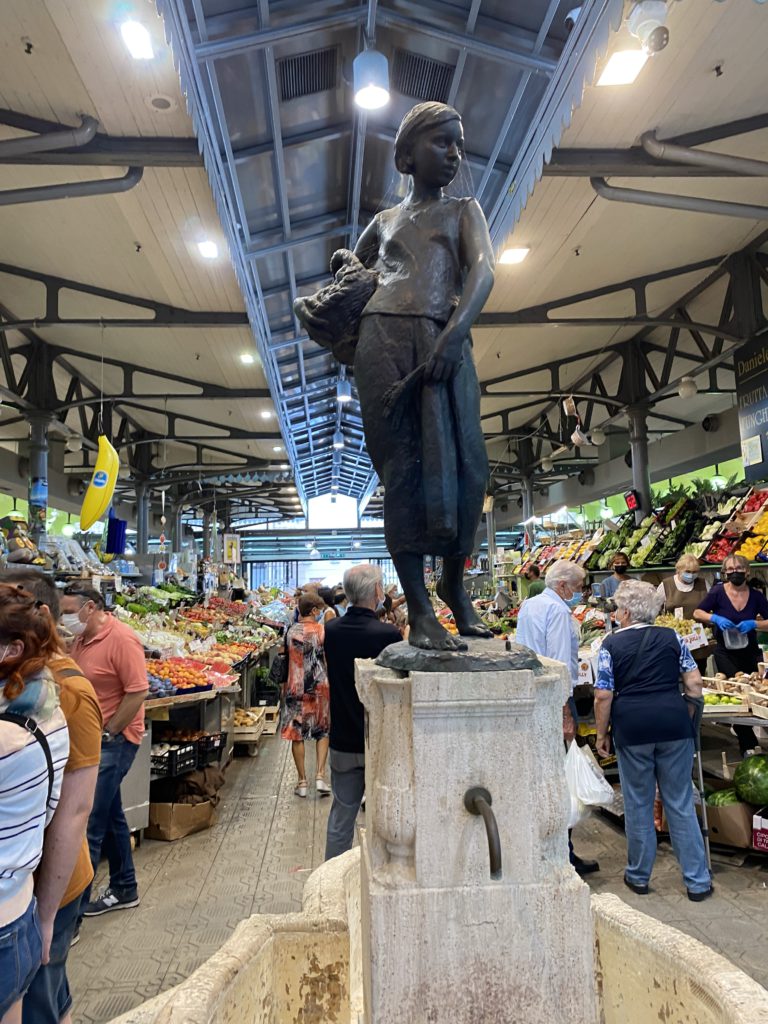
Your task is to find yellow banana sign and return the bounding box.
[80,435,119,530]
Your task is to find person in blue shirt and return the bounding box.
[595,579,711,901]
[516,559,599,877]
[600,551,631,599]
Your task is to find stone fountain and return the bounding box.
[112,641,768,1024]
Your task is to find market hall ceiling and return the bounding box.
[0,1,767,522]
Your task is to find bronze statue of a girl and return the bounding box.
[296,102,495,651]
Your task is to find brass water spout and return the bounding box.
[464,787,502,880]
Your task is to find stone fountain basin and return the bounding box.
[112,848,768,1024]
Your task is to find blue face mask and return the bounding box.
[566,593,581,608]
[680,571,697,584]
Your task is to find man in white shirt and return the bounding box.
[516,559,599,877]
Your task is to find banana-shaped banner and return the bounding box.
[80,435,119,530]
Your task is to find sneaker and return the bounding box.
[82,887,140,917]
[316,778,331,797]
[70,927,81,948]
[294,780,308,798]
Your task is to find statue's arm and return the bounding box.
[450,198,495,337]
[353,217,380,269]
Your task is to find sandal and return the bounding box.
[294,780,308,798]
[316,777,331,796]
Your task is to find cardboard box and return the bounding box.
[696,780,754,849]
[144,800,216,841]
[753,806,768,851]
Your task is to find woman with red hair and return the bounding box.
[0,584,69,1024]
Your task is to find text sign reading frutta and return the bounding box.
[735,338,768,482]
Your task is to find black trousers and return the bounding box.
[713,646,759,755]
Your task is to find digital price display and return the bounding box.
[624,489,641,512]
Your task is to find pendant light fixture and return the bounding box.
[353,46,390,110]
[336,379,352,404]
[332,429,345,450]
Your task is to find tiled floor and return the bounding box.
[68,735,768,1023]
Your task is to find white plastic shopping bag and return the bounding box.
[565,741,615,828]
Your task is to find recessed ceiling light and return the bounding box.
[260,409,273,419]
[120,20,154,60]
[273,445,283,452]
[597,49,649,87]
[240,352,255,364]
[197,240,219,259]
[499,247,530,265]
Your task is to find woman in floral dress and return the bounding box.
[281,592,331,798]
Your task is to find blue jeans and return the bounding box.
[617,738,710,893]
[81,734,139,910]
[325,750,366,861]
[22,895,80,1023]
[0,898,42,1018]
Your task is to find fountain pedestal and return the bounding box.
[356,640,598,1024]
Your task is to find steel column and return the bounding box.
[27,413,51,545]
[485,503,497,582]
[627,407,652,524]
[136,484,150,555]
[202,511,212,560]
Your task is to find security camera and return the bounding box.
[564,6,582,32]
[628,1,669,55]
[702,415,720,433]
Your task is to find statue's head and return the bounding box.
[394,102,463,187]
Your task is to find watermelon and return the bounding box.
[733,754,768,806]
[706,788,740,807]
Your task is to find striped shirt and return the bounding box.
[0,706,69,926]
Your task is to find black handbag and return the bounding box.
[268,635,289,688]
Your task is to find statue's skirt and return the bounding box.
[354,314,488,558]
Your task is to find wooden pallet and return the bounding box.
[261,705,281,735]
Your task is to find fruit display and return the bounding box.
[706,788,741,807]
[703,534,739,564]
[741,489,768,514]
[654,614,700,637]
[733,753,768,806]
[703,693,743,706]
[147,671,177,698]
[234,708,264,727]
[146,658,210,692]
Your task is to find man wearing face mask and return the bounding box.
[516,559,600,877]
[59,585,148,919]
[600,552,632,600]
[324,564,401,860]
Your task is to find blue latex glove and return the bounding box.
[711,614,736,631]
[737,619,757,634]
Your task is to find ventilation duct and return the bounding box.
[277,46,338,101]
[391,48,453,102]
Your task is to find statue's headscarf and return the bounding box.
[394,101,462,175]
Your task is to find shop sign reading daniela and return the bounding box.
[735,337,768,481]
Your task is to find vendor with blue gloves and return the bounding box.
[694,553,768,754]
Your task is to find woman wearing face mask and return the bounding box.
[281,593,331,799]
[694,554,768,754]
[0,585,69,1024]
[657,555,710,672]
[600,552,631,600]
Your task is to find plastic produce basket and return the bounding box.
[151,741,198,778]
[197,732,227,767]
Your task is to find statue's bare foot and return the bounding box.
[435,580,493,638]
[408,614,468,651]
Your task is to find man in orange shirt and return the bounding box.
[60,584,148,919]
[1,570,102,1024]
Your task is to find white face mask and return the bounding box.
[61,612,87,636]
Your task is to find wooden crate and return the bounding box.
[233,707,266,744]
[261,705,281,735]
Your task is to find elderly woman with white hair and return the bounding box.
[594,579,711,901]
[516,559,599,877]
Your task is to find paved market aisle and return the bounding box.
[69,737,332,1023]
[68,737,768,1023]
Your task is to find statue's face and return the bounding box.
[410,118,464,187]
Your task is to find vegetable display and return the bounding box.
[733,754,768,806]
